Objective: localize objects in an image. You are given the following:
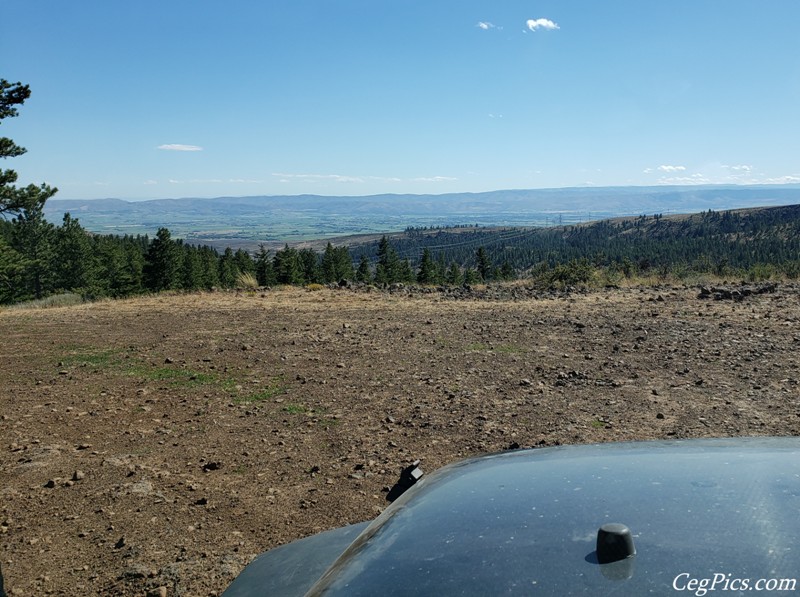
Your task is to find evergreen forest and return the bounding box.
[3,79,800,307]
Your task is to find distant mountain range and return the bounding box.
[45,185,800,246]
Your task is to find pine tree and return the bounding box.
[144,228,181,292]
[198,246,220,289]
[499,260,516,281]
[356,254,371,283]
[255,244,276,286]
[10,199,55,300]
[335,245,354,282]
[181,244,204,290]
[464,267,481,285]
[218,247,239,288]
[53,213,97,294]
[1,80,57,217]
[417,248,437,285]
[234,249,255,276]
[397,258,415,283]
[476,246,491,281]
[299,248,319,284]
[375,236,400,285]
[445,261,462,286]
[273,245,304,285]
[320,242,338,283]
[0,235,27,303]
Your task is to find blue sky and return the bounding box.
[4,1,800,200]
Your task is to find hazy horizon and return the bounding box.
[48,182,800,204]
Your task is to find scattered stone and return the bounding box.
[147,588,168,597]
[72,470,85,481]
[202,461,222,472]
[164,357,174,364]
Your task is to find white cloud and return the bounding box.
[477,21,495,30]
[158,144,203,152]
[143,179,158,185]
[526,18,559,32]
[168,178,223,184]
[411,176,458,183]
[272,173,456,184]
[657,173,708,185]
[763,175,800,184]
[724,164,753,172]
[271,173,364,183]
[657,165,686,173]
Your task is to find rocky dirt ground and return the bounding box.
[1,283,799,596]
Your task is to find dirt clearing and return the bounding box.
[1,285,799,595]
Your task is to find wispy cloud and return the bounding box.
[272,173,364,183]
[477,21,495,30]
[168,178,223,184]
[272,172,457,184]
[658,173,708,185]
[763,175,800,184]
[158,144,203,152]
[645,161,799,186]
[526,18,559,32]
[411,176,458,183]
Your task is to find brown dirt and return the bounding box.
[1,285,799,596]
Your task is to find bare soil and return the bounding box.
[1,284,799,596]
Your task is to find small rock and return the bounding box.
[656,413,665,420]
[44,479,57,488]
[147,587,168,597]
[73,470,85,481]
[114,536,127,549]
[164,357,174,364]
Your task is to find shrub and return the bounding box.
[235,272,259,290]
[4,293,85,310]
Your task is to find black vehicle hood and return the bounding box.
[226,437,800,596]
